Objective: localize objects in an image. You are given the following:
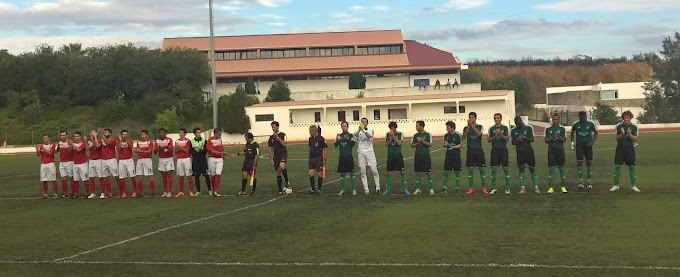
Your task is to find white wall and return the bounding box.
[546,82,647,100]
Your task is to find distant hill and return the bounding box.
[469,62,653,104]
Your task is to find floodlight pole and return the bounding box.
[209,0,218,129]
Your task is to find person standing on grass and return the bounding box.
[355,118,381,195]
[69,131,89,198]
[487,113,511,195]
[117,130,135,198]
[36,134,58,199]
[307,125,328,195]
[463,112,487,194]
[190,128,211,196]
[411,120,434,195]
[99,128,118,198]
[207,128,224,197]
[335,121,357,196]
[175,128,193,197]
[511,116,540,194]
[156,128,175,198]
[88,130,105,199]
[269,121,292,195]
[544,114,568,194]
[443,121,463,194]
[233,133,259,196]
[384,121,409,196]
[570,111,598,192]
[610,111,640,193]
[56,130,73,198]
[135,130,155,197]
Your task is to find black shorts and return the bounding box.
[466,148,486,167]
[548,147,566,167]
[337,155,355,173]
[414,154,432,173]
[615,146,636,166]
[386,153,405,172]
[273,153,288,169]
[192,158,209,176]
[242,159,256,173]
[490,148,509,167]
[517,148,536,168]
[575,142,594,161]
[309,156,323,171]
[444,152,462,172]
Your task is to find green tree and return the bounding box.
[485,74,533,115]
[461,70,484,84]
[245,77,257,94]
[590,103,619,125]
[223,85,251,134]
[349,73,366,89]
[154,107,181,132]
[265,78,292,102]
[640,32,680,123]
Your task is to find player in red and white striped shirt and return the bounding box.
[135,129,155,197]
[69,131,89,199]
[56,130,73,198]
[117,130,135,198]
[100,128,118,198]
[175,128,193,197]
[36,134,57,199]
[156,128,175,197]
[207,128,224,197]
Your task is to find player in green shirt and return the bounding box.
[443,121,463,193]
[411,120,434,195]
[510,116,540,194]
[544,114,568,194]
[335,121,357,196]
[570,111,598,192]
[463,112,487,194]
[385,121,409,196]
[487,113,510,194]
[610,111,641,192]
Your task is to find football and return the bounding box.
[284,187,293,195]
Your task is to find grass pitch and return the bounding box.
[0,132,679,276]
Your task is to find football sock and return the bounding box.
[194,175,201,192]
[161,174,167,193]
[531,171,539,187]
[629,166,637,187]
[282,169,289,182]
[467,167,474,188]
[131,178,137,195]
[586,165,593,184]
[317,177,323,190]
[340,174,346,191]
[179,177,185,193]
[309,176,315,191]
[577,165,584,184]
[548,167,555,187]
[614,165,622,185]
[61,179,68,194]
[167,175,173,193]
[71,179,78,195]
[53,181,59,194]
[559,166,567,186]
[519,171,525,188]
[415,174,422,190]
[42,182,48,195]
[479,167,487,188]
[401,173,407,191]
[277,176,283,192]
[117,178,125,195]
[212,175,221,192]
[385,175,391,192]
[149,178,155,194]
[490,167,497,189]
[137,178,143,194]
[427,173,433,190]
[204,175,211,191]
[252,178,257,192]
[503,167,510,188]
[454,171,461,189]
[443,171,450,190]
[241,179,247,191]
[351,174,357,190]
[188,177,193,192]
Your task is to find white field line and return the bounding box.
[0,260,679,271]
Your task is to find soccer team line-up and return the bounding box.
[33,110,641,200]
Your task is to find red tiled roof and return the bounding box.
[404,40,458,67]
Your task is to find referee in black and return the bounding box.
[190,128,212,196]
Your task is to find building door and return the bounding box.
[414,79,429,87]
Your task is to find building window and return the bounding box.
[601,90,618,100]
[353,110,360,121]
[215,50,256,60]
[444,106,457,114]
[309,47,354,57]
[373,109,381,120]
[388,109,407,119]
[337,111,346,122]
[459,106,466,113]
[314,112,321,123]
[358,44,403,55]
[260,48,305,59]
[255,114,274,122]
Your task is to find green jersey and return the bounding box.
[616,122,639,147]
[444,131,463,154]
[333,132,355,156]
[386,131,404,155]
[411,131,433,155]
[571,120,598,143]
[487,124,509,149]
[511,125,535,151]
[463,124,484,149]
[544,125,567,149]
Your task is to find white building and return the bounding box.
[245,91,516,142]
[545,82,646,123]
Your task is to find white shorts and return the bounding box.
[158,158,175,172]
[40,163,57,182]
[358,151,378,168]
[118,159,135,179]
[102,159,119,177]
[208,157,223,176]
[89,160,102,178]
[58,161,73,178]
[136,158,153,176]
[176,158,192,177]
[73,163,89,182]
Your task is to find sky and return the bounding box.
[0,0,679,61]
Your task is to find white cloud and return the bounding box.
[374,5,390,11]
[445,0,489,10]
[332,12,351,18]
[256,0,291,7]
[268,22,286,26]
[349,5,366,12]
[534,0,680,12]
[259,13,285,20]
[340,18,364,24]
